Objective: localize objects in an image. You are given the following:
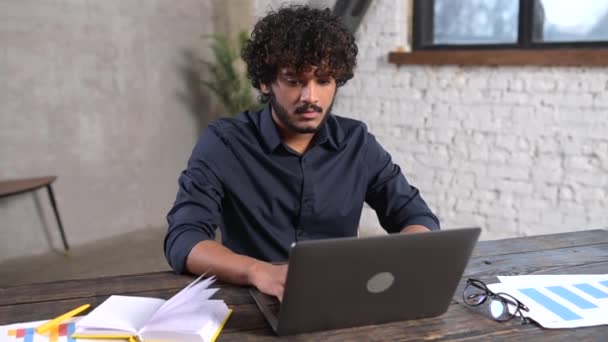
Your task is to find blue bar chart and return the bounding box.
[489,275,608,328]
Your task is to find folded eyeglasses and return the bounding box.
[463,278,530,324]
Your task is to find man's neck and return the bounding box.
[279,129,315,155]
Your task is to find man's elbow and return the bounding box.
[164,225,216,274]
[401,224,432,234]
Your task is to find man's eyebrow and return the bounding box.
[279,69,296,76]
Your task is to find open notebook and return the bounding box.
[74,275,232,342]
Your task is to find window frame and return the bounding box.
[412,0,608,50]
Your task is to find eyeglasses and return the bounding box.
[463,278,530,324]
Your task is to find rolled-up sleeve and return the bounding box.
[164,127,225,274]
[364,133,440,233]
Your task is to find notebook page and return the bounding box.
[196,301,232,340]
[144,287,219,329]
[140,300,230,336]
[151,276,218,317]
[75,295,166,334]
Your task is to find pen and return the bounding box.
[36,303,91,334]
[70,333,137,341]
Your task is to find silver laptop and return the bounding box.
[250,227,481,335]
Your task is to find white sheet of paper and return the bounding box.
[488,274,608,328]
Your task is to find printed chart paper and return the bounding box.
[488,274,608,328]
[1,318,117,342]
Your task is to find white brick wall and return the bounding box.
[254,0,608,240]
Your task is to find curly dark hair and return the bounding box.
[242,5,358,103]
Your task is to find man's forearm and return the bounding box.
[185,240,259,285]
[185,240,288,300]
[401,224,432,234]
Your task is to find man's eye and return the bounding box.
[285,79,300,86]
[317,79,331,85]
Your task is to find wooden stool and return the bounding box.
[0,176,69,252]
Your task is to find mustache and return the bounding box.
[295,103,323,114]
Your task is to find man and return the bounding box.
[165,5,440,301]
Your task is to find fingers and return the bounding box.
[261,279,284,302]
[276,286,284,303]
[270,264,287,301]
[250,261,288,301]
[278,263,288,281]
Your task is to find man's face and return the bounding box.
[262,66,337,135]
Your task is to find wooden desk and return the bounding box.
[0,176,69,251]
[1,229,607,340]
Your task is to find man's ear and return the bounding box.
[260,83,270,95]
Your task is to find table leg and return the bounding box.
[46,184,70,252]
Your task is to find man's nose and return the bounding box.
[300,82,319,103]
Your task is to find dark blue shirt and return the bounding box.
[164,106,440,273]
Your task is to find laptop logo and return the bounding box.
[366,272,395,294]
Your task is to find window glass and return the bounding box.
[533,0,608,42]
[433,0,519,44]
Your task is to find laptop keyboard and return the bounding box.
[259,291,281,315]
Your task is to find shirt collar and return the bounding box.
[314,115,342,150]
[260,105,282,151]
[259,104,345,152]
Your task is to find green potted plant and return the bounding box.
[202,31,262,116]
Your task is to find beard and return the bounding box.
[269,89,334,134]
